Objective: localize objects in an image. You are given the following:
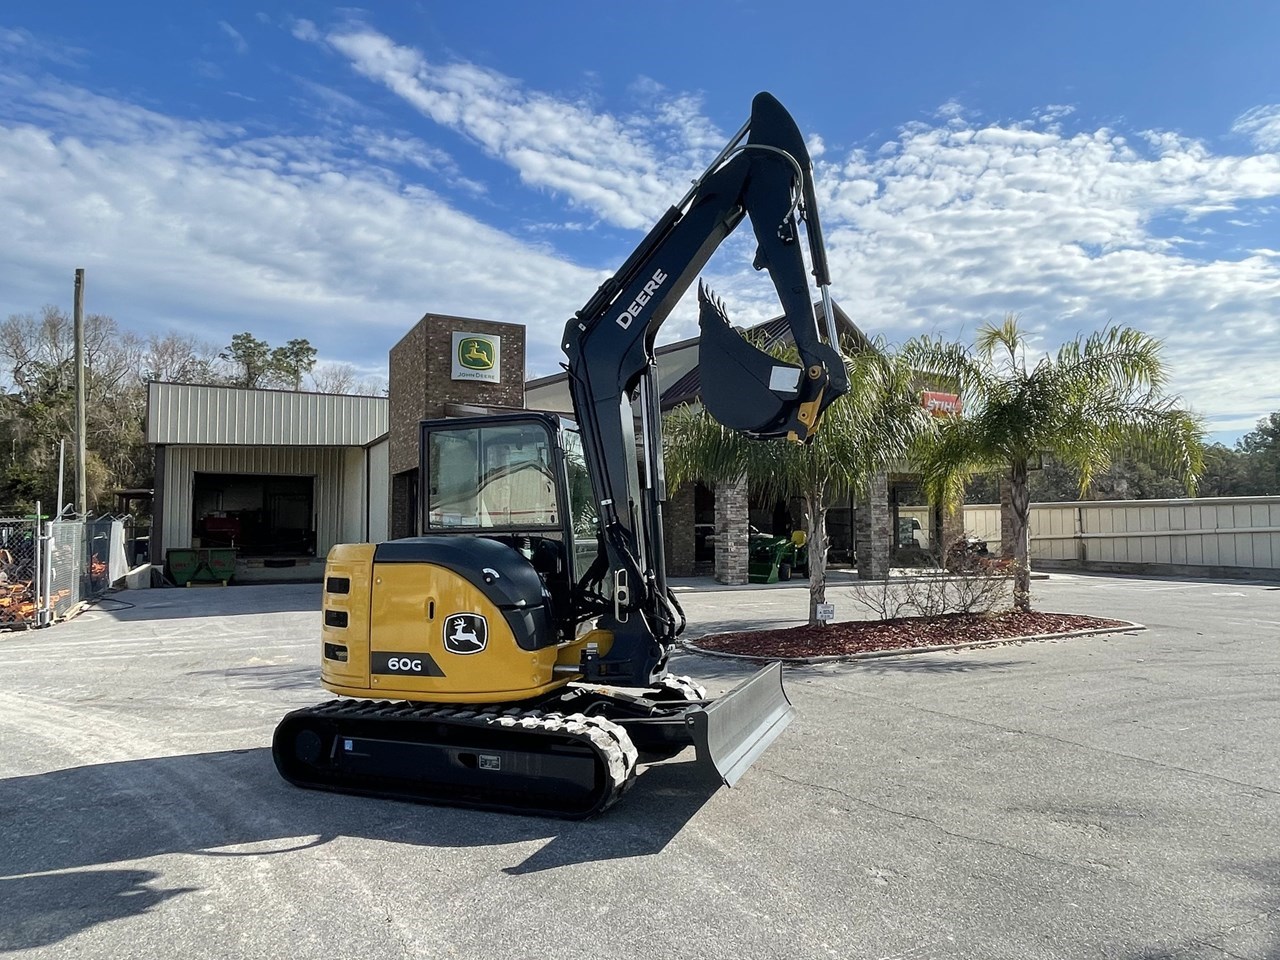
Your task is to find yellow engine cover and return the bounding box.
[320,543,568,703]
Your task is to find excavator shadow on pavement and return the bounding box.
[1,745,719,888]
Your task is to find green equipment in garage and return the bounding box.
[166,547,236,586]
[748,529,809,583]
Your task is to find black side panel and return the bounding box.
[373,536,554,651]
[375,536,543,607]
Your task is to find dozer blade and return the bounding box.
[686,661,794,786]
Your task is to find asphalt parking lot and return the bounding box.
[1,571,1277,959]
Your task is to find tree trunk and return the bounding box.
[1009,459,1032,611]
[806,484,828,626]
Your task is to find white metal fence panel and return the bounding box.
[46,519,88,619]
[1028,504,1075,562]
[962,505,1002,550]
[962,496,1280,574]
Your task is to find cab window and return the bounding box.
[426,422,559,530]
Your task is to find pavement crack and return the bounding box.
[767,770,1097,872]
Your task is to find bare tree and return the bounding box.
[310,362,387,395]
[143,333,223,384]
[0,307,152,510]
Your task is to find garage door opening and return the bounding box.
[192,473,316,557]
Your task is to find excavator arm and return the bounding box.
[564,92,848,686]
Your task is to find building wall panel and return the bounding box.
[367,439,390,543]
[340,448,367,545]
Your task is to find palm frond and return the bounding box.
[974,313,1026,373]
[1052,325,1168,397]
[904,314,1204,504]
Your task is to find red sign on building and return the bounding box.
[921,391,962,417]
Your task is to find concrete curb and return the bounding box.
[678,619,1147,665]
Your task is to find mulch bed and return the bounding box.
[688,611,1132,660]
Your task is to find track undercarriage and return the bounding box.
[273,663,792,819]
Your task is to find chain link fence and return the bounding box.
[0,511,41,628]
[0,509,131,629]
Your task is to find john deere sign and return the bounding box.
[451,332,501,383]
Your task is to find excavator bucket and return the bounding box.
[686,662,794,786]
[696,286,809,440]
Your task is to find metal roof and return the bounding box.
[146,382,389,446]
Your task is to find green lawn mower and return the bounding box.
[748,529,809,583]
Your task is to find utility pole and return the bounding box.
[74,268,87,517]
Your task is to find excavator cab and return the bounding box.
[317,414,593,705]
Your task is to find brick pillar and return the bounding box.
[664,482,697,577]
[714,475,749,585]
[387,314,527,540]
[856,472,891,579]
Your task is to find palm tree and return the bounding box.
[665,340,932,625]
[903,314,1204,611]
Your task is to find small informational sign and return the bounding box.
[452,332,501,383]
[816,602,835,622]
[921,390,961,417]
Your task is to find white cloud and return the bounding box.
[1034,104,1076,126]
[0,74,603,377]
[314,24,723,230]
[290,19,321,43]
[1233,105,1280,152]
[2,32,1279,435]
[0,25,86,67]
[218,20,248,55]
[819,116,1280,432]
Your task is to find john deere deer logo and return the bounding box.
[458,337,495,371]
[443,613,488,655]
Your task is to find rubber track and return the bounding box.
[274,698,639,818]
[654,674,708,701]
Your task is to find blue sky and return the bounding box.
[2,2,1278,442]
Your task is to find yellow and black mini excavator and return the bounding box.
[273,92,850,817]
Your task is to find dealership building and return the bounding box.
[146,305,925,583]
